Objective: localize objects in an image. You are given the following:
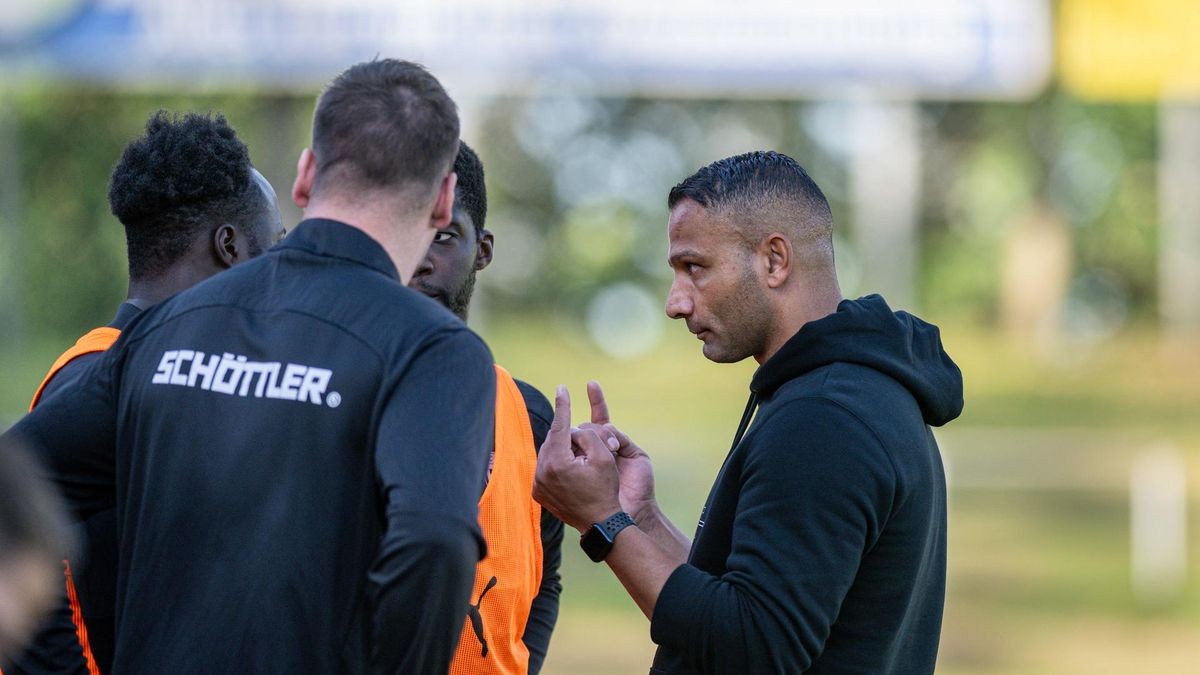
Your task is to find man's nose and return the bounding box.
[664,281,693,320]
[412,256,433,279]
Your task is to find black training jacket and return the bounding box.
[5,302,140,675]
[4,219,495,674]
[650,294,963,674]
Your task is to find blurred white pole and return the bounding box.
[850,99,921,310]
[1157,102,1200,338]
[1130,444,1188,605]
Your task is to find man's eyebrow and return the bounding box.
[667,249,703,266]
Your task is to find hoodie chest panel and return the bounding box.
[687,438,748,574]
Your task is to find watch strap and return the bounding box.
[598,511,636,540]
[580,511,637,563]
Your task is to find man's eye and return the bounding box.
[434,231,456,243]
[687,263,703,274]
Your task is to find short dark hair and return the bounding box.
[453,142,486,233]
[108,111,267,280]
[0,436,75,563]
[668,150,834,251]
[312,59,459,199]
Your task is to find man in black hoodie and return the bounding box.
[533,151,963,674]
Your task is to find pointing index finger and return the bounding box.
[541,385,573,459]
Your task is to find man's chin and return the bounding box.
[701,340,749,364]
[410,285,442,303]
[417,286,470,320]
[700,340,724,362]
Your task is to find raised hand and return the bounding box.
[532,386,622,533]
[580,381,657,524]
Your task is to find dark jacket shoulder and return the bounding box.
[513,379,552,451]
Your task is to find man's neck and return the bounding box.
[303,201,430,283]
[126,263,215,310]
[755,284,844,364]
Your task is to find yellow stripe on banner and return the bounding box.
[1060,0,1200,101]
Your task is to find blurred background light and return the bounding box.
[585,282,665,360]
[1061,270,1132,346]
[1047,121,1126,225]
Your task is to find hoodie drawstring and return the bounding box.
[729,391,760,453]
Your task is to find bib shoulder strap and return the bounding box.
[29,327,122,411]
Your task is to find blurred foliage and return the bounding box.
[0,88,311,340]
[923,90,1159,324]
[0,87,1167,347]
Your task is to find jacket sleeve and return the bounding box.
[649,398,896,674]
[524,508,562,675]
[368,327,495,675]
[2,352,119,520]
[515,381,561,674]
[1,355,118,675]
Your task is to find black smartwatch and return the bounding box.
[580,511,636,562]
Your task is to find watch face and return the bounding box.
[581,523,614,563]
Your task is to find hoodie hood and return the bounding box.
[750,294,964,427]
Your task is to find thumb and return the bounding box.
[572,427,617,469]
[603,423,639,457]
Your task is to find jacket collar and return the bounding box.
[277,218,400,281]
[109,301,143,330]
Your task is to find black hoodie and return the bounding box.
[649,295,963,675]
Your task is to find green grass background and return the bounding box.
[2,318,1196,674]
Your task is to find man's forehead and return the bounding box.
[450,204,474,233]
[667,202,700,253]
[667,198,704,232]
[667,199,736,248]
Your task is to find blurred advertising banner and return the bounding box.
[1060,0,1200,101]
[0,0,1049,98]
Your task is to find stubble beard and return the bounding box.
[702,265,771,364]
[446,269,478,321]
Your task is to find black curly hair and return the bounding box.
[453,141,486,234]
[108,111,268,280]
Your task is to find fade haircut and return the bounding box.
[668,151,835,256]
[108,111,268,280]
[453,141,486,234]
[311,59,460,203]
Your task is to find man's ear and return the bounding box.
[475,229,494,271]
[291,148,317,209]
[764,233,792,289]
[430,172,457,231]
[214,224,239,268]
